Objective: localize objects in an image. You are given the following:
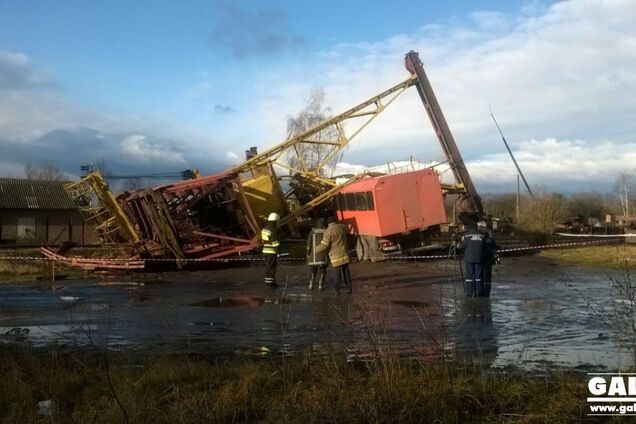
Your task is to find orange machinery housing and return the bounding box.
[335,169,447,237]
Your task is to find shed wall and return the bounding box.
[0,209,99,245]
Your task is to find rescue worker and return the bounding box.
[306,217,328,290]
[457,221,485,298]
[316,216,352,294]
[261,212,280,288]
[480,223,499,297]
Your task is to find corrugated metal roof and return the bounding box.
[0,178,77,210]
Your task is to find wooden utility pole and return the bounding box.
[490,108,533,197]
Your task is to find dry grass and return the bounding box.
[539,244,635,268]
[0,346,604,423]
[0,247,116,282]
[0,250,42,281]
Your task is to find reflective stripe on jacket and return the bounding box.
[261,222,280,255]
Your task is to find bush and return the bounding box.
[517,190,566,244]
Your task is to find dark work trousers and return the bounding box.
[480,262,493,297]
[335,263,352,293]
[264,253,278,285]
[464,262,484,298]
[309,265,327,288]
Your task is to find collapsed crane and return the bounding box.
[49,50,482,268]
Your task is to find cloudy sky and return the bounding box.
[0,0,634,193]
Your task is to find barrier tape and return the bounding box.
[555,232,636,238]
[0,238,626,264]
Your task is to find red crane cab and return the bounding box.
[335,169,447,253]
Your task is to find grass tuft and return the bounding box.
[539,244,635,268]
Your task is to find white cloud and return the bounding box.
[0,51,229,175]
[120,134,185,164]
[0,160,26,177]
[2,1,635,192]
[0,52,52,89]
[332,161,367,176]
[467,137,636,189]
[335,137,636,193]
[239,0,636,191]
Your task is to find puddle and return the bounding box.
[189,294,316,308]
[0,259,632,370]
[189,297,265,308]
[0,324,99,345]
[391,300,430,309]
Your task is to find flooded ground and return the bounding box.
[0,256,630,370]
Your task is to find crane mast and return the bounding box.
[404,51,484,219]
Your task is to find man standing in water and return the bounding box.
[479,221,499,297]
[457,221,485,297]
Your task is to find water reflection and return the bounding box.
[0,261,630,370]
[453,298,498,368]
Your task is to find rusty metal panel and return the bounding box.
[116,170,261,262]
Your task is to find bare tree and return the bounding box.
[616,172,634,217]
[285,88,341,175]
[24,163,66,181]
[482,193,518,221]
[516,188,566,244]
[566,191,605,221]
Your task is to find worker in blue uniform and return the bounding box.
[457,222,485,297]
[479,221,499,297]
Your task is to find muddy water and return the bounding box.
[0,257,630,370]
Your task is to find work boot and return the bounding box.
[266,282,279,289]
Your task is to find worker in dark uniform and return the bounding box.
[457,222,485,298]
[307,218,328,290]
[317,216,351,294]
[261,213,280,288]
[479,222,499,297]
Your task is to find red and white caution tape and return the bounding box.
[555,232,636,238]
[0,237,626,265]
